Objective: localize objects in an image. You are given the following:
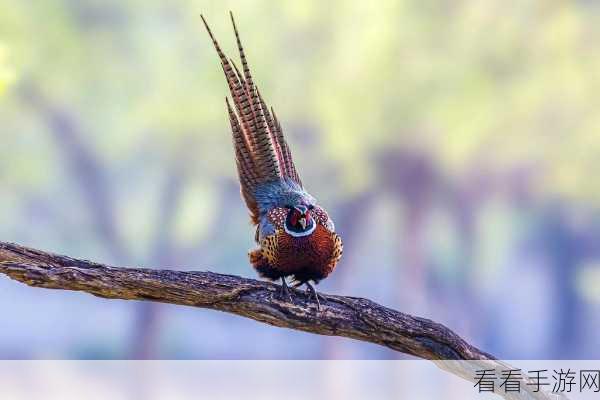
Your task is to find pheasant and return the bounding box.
[201,13,343,309]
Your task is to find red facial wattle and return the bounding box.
[290,211,299,227]
[288,208,312,231]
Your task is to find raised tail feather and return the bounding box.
[201,12,302,223]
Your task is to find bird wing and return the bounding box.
[201,13,303,224]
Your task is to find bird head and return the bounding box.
[284,203,316,237]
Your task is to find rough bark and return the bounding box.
[0,241,560,400]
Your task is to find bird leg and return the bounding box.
[304,281,326,311]
[279,277,294,303]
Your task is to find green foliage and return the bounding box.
[0,42,15,95]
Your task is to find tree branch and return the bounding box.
[0,241,559,400]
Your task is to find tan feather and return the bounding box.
[229,12,281,183]
[271,107,302,186]
[256,88,287,178]
[201,13,304,219]
[201,16,256,154]
[226,98,258,188]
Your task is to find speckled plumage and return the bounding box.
[254,205,341,283]
[202,14,343,294]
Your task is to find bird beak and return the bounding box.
[299,217,307,230]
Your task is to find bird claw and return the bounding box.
[305,282,325,312]
[278,278,294,304]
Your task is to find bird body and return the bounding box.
[253,200,342,283]
[201,14,342,304]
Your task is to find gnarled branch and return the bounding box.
[0,241,558,400]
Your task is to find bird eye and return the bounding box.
[308,205,314,210]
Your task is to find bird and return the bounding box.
[201,13,343,309]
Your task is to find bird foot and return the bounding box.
[305,282,326,311]
[278,278,294,304]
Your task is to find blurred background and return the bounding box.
[0,0,599,360]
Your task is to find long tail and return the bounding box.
[201,12,302,223]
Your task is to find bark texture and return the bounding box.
[0,241,560,400]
